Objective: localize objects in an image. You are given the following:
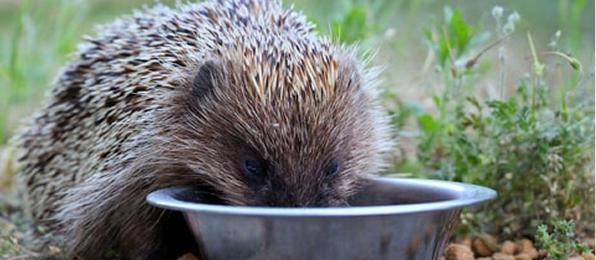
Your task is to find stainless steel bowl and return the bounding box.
[147,177,496,260]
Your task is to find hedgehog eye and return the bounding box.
[324,161,340,177]
[241,156,267,178]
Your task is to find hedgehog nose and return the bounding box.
[271,198,329,207]
[266,190,313,207]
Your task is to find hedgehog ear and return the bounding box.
[191,61,222,99]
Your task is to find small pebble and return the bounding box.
[513,253,532,260]
[516,239,538,259]
[460,237,472,249]
[472,237,493,256]
[445,243,474,260]
[501,240,518,255]
[492,252,515,260]
[479,234,499,251]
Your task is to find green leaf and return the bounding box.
[331,6,369,44]
[432,95,443,108]
[448,9,473,54]
[437,32,450,66]
[417,114,438,133]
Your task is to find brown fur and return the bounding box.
[16,0,392,258]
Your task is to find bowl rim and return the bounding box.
[146,177,496,217]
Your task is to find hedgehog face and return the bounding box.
[167,48,390,207]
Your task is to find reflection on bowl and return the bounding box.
[147,177,496,260]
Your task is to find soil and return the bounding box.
[444,234,595,260]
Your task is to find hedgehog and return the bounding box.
[16,0,392,259]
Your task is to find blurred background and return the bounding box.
[0,0,593,145]
[0,0,594,258]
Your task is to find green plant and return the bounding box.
[314,0,400,45]
[558,0,588,52]
[329,5,371,44]
[394,5,595,238]
[535,219,592,259]
[0,0,90,145]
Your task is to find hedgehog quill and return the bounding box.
[17,0,392,258]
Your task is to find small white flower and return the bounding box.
[503,12,520,34]
[507,11,521,25]
[549,30,562,48]
[384,28,396,38]
[492,6,504,19]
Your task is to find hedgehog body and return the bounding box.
[18,0,392,258]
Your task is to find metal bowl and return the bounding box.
[147,177,496,260]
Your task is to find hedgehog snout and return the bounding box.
[255,180,347,208]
